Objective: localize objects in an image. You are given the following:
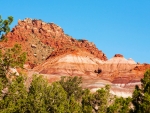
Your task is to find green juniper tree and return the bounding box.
[0,16,26,100]
[131,70,150,113]
[82,89,93,113]
[0,16,27,112]
[107,96,132,113]
[27,75,70,113]
[0,44,26,84]
[47,82,69,113]
[26,75,49,113]
[0,44,27,112]
[59,76,83,100]
[93,85,110,113]
[0,15,13,40]
[68,95,82,113]
[0,76,28,113]
[82,85,111,113]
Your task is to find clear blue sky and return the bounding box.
[1,0,150,63]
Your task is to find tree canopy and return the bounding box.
[0,15,13,40]
[131,70,150,113]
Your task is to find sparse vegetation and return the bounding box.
[65,34,70,36]
[77,39,83,42]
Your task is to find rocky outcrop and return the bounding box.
[0,18,107,67]
[1,18,150,97]
[114,54,124,57]
[133,64,150,72]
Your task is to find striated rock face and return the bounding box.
[34,52,150,97]
[0,18,107,66]
[94,54,150,97]
[98,54,137,84]
[101,54,137,72]
[1,18,150,97]
[34,51,103,77]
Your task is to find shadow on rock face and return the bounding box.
[94,68,102,74]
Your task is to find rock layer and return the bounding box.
[101,54,136,72]
[34,51,103,77]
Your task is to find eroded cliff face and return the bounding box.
[1,18,150,97]
[101,54,136,72]
[34,51,103,76]
[0,18,106,67]
[96,54,150,97]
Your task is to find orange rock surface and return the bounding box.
[0,18,107,67]
[1,18,150,97]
